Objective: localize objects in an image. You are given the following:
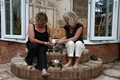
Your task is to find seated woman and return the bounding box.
[55,11,85,70]
[25,12,54,76]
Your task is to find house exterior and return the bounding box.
[0,0,120,63]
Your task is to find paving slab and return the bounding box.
[103,63,115,69]
[91,75,120,80]
[6,63,11,66]
[0,64,11,72]
[113,64,120,69]
[0,77,3,80]
[0,71,13,79]
[103,68,120,79]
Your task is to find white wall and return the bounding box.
[57,0,71,20]
[29,0,72,27]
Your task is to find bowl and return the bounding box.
[48,59,62,70]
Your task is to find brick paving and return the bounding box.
[0,60,120,80]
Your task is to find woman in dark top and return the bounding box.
[56,11,85,70]
[25,12,54,76]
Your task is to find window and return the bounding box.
[95,0,113,36]
[89,0,119,40]
[29,0,57,27]
[1,0,26,39]
[6,0,21,35]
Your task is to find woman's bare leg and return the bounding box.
[73,57,80,70]
[63,57,72,68]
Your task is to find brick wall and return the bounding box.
[86,43,120,63]
[0,40,120,63]
[0,40,26,63]
[73,0,88,19]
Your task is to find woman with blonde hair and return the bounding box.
[56,11,85,70]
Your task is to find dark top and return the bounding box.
[28,24,49,42]
[64,23,84,43]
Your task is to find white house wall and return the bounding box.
[29,0,71,27]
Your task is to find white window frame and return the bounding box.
[1,0,26,39]
[89,0,119,40]
[118,0,120,39]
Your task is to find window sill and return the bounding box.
[0,38,119,44]
[0,38,27,43]
[84,40,120,45]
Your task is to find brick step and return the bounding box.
[47,49,89,64]
[11,57,103,80]
[22,49,90,64]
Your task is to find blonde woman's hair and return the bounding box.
[35,12,48,23]
[63,11,78,26]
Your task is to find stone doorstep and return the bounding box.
[10,57,103,80]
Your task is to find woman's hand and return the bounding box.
[44,42,54,47]
[55,39,63,44]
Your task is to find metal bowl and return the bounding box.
[52,60,60,63]
[48,59,63,70]
[51,60,61,66]
[48,59,61,66]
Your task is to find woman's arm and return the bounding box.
[47,26,54,44]
[66,27,83,41]
[56,27,83,44]
[55,36,66,44]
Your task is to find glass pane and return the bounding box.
[0,0,1,38]
[12,0,21,35]
[95,0,113,36]
[5,0,10,34]
[5,0,21,35]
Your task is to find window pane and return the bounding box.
[0,0,1,38]
[5,0,10,34]
[12,0,21,35]
[5,0,21,35]
[95,0,113,36]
